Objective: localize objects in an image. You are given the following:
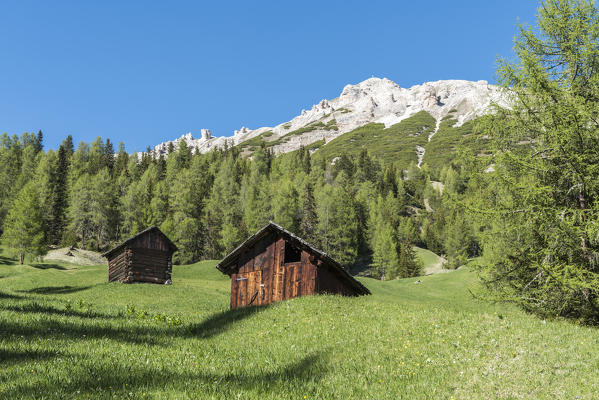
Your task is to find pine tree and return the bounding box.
[397,217,418,244]
[2,182,46,264]
[156,153,167,180]
[380,165,397,196]
[272,179,299,232]
[16,145,38,189]
[114,142,128,178]
[62,135,74,157]
[33,130,43,154]
[204,155,244,257]
[48,144,69,244]
[369,194,400,279]
[120,165,161,237]
[333,153,354,180]
[299,181,318,244]
[397,240,422,278]
[0,135,23,227]
[479,0,599,321]
[139,149,153,175]
[420,213,445,255]
[371,221,398,280]
[355,149,377,183]
[126,152,141,181]
[297,146,311,174]
[316,172,360,267]
[445,216,471,269]
[104,138,115,175]
[88,137,106,175]
[241,152,271,233]
[68,170,116,250]
[176,139,192,169]
[161,168,205,263]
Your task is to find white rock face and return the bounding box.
[147,130,227,157]
[201,129,212,140]
[148,77,507,157]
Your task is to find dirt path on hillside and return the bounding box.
[424,256,448,275]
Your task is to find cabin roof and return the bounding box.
[101,226,178,259]
[216,222,370,295]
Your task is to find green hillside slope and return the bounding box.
[422,115,490,171]
[235,111,491,172]
[414,246,446,274]
[317,111,435,168]
[1,257,598,399]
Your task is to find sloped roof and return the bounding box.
[102,226,178,258]
[216,222,370,295]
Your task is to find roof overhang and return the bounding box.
[102,226,178,259]
[216,222,370,295]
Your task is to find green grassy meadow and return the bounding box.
[414,246,446,275]
[1,255,599,399]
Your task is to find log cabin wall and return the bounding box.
[220,222,369,309]
[129,247,172,283]
[129,231,172,252]
[107,248,132,282]
[105,227,176,284]
[108,246,172,284]
[230,233,319,309]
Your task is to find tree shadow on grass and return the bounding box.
[18,285,94,295]
[0,349,60,366]
[0,255,16,265]
[186,305,269,339]
[29,263,68,270]
[12,351,329,398]
[1,305,269,345]
[0,302,121,320]
[0,318,166,346]
[0,291,26,300]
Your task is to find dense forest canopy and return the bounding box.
[0,127,477,280]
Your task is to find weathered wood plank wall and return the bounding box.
[230,233,321,308]
[107,247,172,284]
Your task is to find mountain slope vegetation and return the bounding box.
[317,111,435,168]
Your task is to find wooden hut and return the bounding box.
[102,226,178,284]
[216,222,370,309]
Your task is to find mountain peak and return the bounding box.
[147,77,506,157]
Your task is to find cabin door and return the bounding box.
[236,270,263,307]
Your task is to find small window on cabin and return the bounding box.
[284,243,301,263]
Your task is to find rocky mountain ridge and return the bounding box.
[148,77,507,157]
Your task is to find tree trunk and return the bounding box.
[19,252,24,265]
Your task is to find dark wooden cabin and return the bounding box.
[102,226,178,284]
[216,222,370,309]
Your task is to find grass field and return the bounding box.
[414,246,447,275]
[1,255,599,399]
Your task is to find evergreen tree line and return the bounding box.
[0,132,477,278]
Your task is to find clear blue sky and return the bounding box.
[0,1,539,151]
